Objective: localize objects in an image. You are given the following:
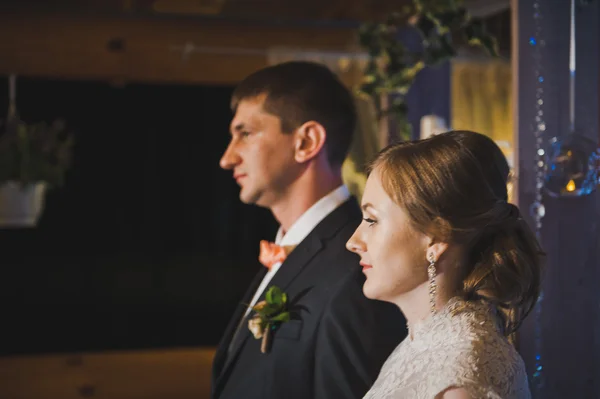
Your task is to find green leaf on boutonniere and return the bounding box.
[247,286,292,354]
[270,312,291,323]
[265,285,287,306]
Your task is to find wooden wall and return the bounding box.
[0,11,360,86]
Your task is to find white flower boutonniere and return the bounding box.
[248,286,291,353]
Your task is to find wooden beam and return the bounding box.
[0,0,414,24]
[0,347,216,399]
[0,11,360,85]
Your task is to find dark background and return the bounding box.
[0,77,278,355]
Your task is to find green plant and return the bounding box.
[247,286,291,353]
[357,0,499,141]
[0,117,74,187]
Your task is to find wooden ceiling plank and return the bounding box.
[0,11,360,85]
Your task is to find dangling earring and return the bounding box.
[427,253,437,314]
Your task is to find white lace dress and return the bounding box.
[364,298,531,399]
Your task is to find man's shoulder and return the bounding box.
[293,197,362,275]
[307,197,361,242]
[304,223,362,283]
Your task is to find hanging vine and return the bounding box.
[357,0,500,140]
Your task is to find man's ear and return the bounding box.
[294,121,326,163]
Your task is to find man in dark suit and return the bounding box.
[212,61,406,399]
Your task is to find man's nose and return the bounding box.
[220,141,240,170]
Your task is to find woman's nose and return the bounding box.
[346,231,365,254]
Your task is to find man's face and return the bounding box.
[220,95,300,208]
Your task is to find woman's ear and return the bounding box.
[426,240,449,264]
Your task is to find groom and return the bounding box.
[212,61,406,399]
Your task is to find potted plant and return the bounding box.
[0,116,74,227]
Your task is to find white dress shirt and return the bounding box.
[243,185,351,317]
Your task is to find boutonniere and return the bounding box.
[247,286,291,354]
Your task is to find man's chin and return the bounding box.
[239,189,272,209]
[239,189,258,205]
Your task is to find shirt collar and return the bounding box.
[275,185,350,246]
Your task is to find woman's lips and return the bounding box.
[360,261,372,271]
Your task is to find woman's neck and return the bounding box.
[392,273,456,338]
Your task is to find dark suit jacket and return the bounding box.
[211,199,407,399]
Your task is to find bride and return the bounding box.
[347,130,543,398]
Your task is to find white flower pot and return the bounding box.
[0,181,47,227]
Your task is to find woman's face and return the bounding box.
[346,167,431,303]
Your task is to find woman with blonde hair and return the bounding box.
[347,130,543,398]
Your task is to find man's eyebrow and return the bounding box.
[231,123,245,132]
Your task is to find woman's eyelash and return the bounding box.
[363,218,377,226]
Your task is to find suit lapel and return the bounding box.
[268,198,359,295]
[214,199,360,395]
[213,267,267,381]
[215,234,325,392]
[220,232,325,370]
[266,233,323,294]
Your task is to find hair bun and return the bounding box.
[487,200,522,233]
[495,200,520,217]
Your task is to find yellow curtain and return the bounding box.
[451,59,515,200]
[451,59,513,160]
